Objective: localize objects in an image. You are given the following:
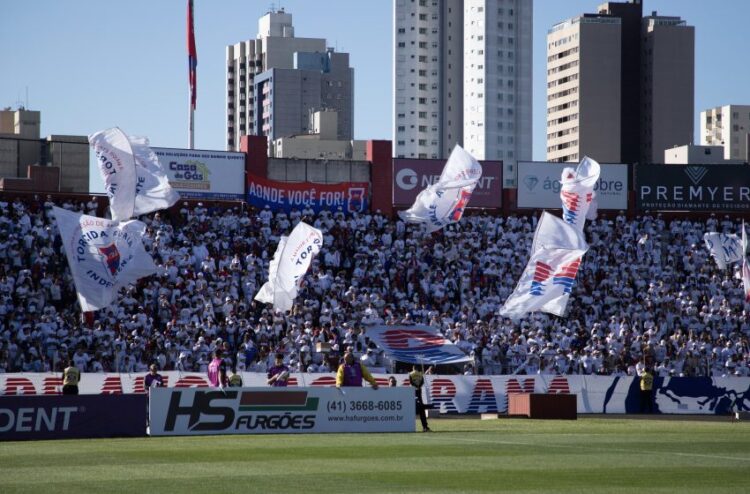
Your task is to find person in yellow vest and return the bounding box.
[639,367,654,413]
[228,368,243,387]
[409,365,431,432]
[62,359,81,395]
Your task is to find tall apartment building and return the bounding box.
[226,9,353,151]
[393,0,532,168]
[701,105,750,162]
[546,1,694,164]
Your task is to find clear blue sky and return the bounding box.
[2,0,748,170]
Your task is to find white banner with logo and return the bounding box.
[54,207,156,312]
[152,147,246,200]
[148,386,414,435]
[518,161,628,210]
[2,373,748,416]
[255,222,323,312]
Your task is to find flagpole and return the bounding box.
[189,102,194,149]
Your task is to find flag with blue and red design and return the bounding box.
[560,156,600,233]
[187,0,197,110]
[500,212,588,320]
[365,325,472,365]
[399,144,482,233]
[98,244,121,276]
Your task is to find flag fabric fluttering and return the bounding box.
[703,232,742,270]
[89,127,180,221]
[255,222,323,312]
[187,0,197,110]
[560,156,600,232]
[54,207,156,312]
[499,212,589,320]
[398,144,482,233]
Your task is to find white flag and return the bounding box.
[703,232,742,270]
[89,127,179,221]
[499,212,588,320]
[398,144,482,232]
[560,156,600,232]
[54,207,156,312]
[254,222,323,312]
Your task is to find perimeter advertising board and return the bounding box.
[393,159,502,208]
[152,147,245,200]
[517,161,628,209]
[0,394,147,441]
[148,387,414,436]
[636,164,750,211]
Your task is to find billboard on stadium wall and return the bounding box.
[148,387,414,435]
[393,158,502,208]
[517,161,629,210]
[247,173,369,214]
[636,164,750,211]
[2,373,748,415]
[0,394,147,441]
[152,147,245,200]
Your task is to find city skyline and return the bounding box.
[1,0,749,166]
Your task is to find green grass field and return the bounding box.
[1,417,749,493]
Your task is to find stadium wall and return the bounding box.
[1,373,747,416]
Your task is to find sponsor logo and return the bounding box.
[395,168,418,191]
[162,390,317,433]
[169,160,211,182]
[523,175,539,191]
[0,406,79,433]
[684,166,708,185]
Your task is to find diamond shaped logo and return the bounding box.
[684,166,708,185]
[523,175,539,191]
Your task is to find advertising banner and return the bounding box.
[517,161,628,210]
[152,147,246,200]
[393,159,502,208]
[0,394,147,441]
[148,387,414,436]
[247,174,369,214]
[2,373,748,416]
[636,164,750,211]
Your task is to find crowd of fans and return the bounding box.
[0,194,748,378]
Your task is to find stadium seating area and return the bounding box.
[0,195,748,377]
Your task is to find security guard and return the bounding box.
[62,359,81,395]
[639,367,654,413]
[409,365,431,432]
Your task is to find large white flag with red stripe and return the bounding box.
[560,156,600,232]
[255,222,323,312]
[499,212,588,320]
[398,144,482,233]
[54,207,156,312]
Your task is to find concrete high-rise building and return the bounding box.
[226,9,352,151]
[393,0,532,170]
[546,1,694,164]
[701,105,750,162]
[546,14,622,163]
[641,13,694,164]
